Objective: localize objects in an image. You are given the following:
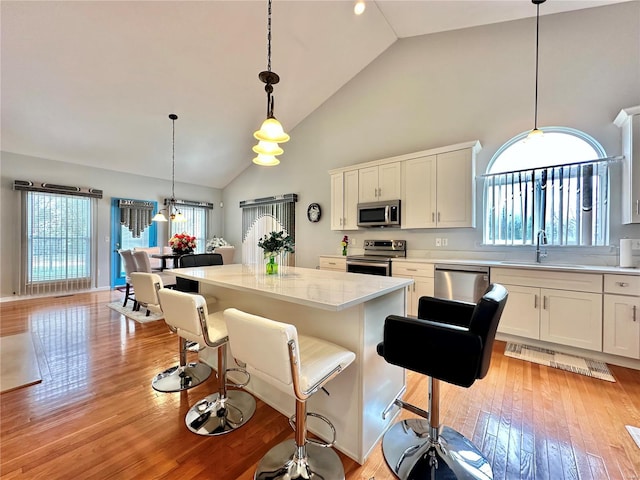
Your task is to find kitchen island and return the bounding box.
[170,263,412,464]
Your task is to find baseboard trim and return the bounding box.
[0,286,112,303]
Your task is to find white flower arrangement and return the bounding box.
[205,236,230,252]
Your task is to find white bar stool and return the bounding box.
[158,289,256,436]
[224,308,356,480]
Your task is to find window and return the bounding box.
[170,205,208,253]
[24,191,95,294]
[483,127,610,246]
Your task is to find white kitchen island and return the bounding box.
[170,263,412,464]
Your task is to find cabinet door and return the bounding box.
[402,155,436,229]
[358,166,379,203]
[603,294,640,359]
[413,277,434,313]
[330,173,344,231]
[343,170,359,230]
[436,149,475,228]
[497,285,540,339]
[393,274,415,316]
[378,162,401,201]
[540,289,603,351]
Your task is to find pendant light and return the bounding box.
[354,0,366,15]
[252,0,289,166]
[527,0,546,140]
[153,114,186,223]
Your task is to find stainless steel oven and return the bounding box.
[346,239,406,276]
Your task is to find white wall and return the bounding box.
[0,152,223,297]
[223,2,640,268]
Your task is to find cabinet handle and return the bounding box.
[378,187,382,197]
[407,268,418,272]
[633,305,637,322]
[616,282,629,287]
[543,296,548,310]
[636,199,639,215]
[534,295,538,309]
[432,212,435,222]
[437,212,441,222]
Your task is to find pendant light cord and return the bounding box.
[534,2,540,130]
[267,0,272,73]
[171,116,176,202]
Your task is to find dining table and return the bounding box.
[150,252,181,270]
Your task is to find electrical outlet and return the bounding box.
[351,237,356,246]
[435,238,441,247]
[631,239,640,250]
[442,238,448,247]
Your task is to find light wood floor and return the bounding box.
[1,291,639,479]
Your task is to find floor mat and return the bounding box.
[106,301,163,323]
[504,342,615,382]
[0,332,42,393]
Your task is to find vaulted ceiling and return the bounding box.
[1,0,627,188]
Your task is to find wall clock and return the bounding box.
[307,203,321,223]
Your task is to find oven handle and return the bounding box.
[346,260,388,268]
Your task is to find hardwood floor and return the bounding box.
[1,291,639,479]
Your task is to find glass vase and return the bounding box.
[266,255,278,275]
[342,246,347,256]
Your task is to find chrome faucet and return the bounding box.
[536,229,548,263]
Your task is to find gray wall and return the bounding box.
[0,152,222,297]
[223,2,640,268]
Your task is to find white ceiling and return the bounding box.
[1,0,628,189]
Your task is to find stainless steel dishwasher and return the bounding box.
[434,264,490,303]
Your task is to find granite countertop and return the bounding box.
[172,263,412,311]
[392,257,640,275]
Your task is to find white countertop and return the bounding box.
[172,263,412,311]
[392,257,640,275]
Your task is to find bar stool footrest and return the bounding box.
[288,412,337,448]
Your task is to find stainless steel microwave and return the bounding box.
[357,200,401,227]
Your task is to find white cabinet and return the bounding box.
[539,288,602,352]
[614,106,640,224]
[319,256,347,272]
[496,284,540,338]
[358,162,401,203]
[402,147,477,229]
[392,262,434,317]
[492,268,603,352]
[330,170,359,231]
[603,274,640,359]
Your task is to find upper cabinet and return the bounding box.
[614,105,640,224]
[330,169,359,231]
[329,140,481,231]
[358,162,401,203]
[402,145,479,229]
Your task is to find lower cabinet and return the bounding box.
[492,268,603,352]
[392,262,434,317]
[539,289,602,352]
[602,274,640,359]
[318,256,346,272]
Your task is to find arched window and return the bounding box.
[483,127,609,246]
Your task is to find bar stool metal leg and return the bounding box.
[254,398,345,480]
[152,337,212,392]
[185,343,256,436]
[381,378,493,480]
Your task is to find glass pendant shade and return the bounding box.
[253,117,290,143]
[252,140,284,156]
[172,211,186,223]
[152,211,168,222]
[253,153,280,166]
